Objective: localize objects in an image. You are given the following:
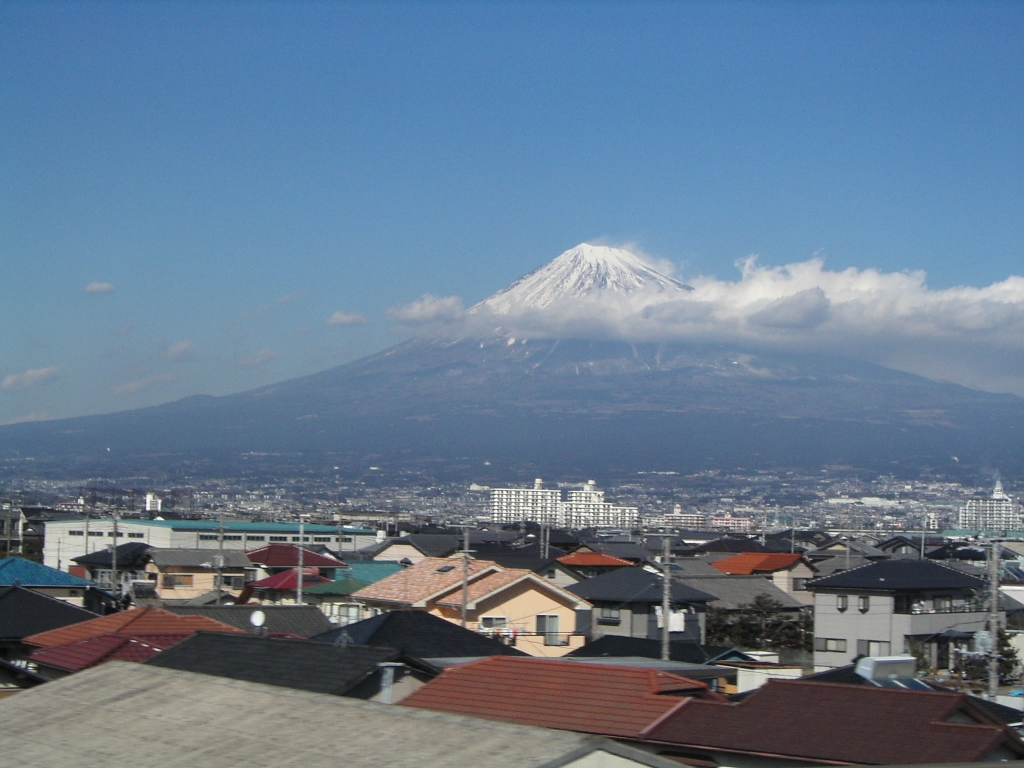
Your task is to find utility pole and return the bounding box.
[845,535,851,571]
[461,525,471,628]
[661,535,671,661]
[110,512,119,604]
[216,513,225,602]
[988,538,1001,699]
[296,515,306,606]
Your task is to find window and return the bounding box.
[836,595,848,612]
[127,532,144,539]
[228,576,245,590]
[934,596,952,611]
[481,616,507,628]
[108,531,123,537]
[199,535,218,541]
[88,531,104,537]
[341,536,353,543]
[858,596,870,613]
[314,537,331,542]
[600,605,621,619]
[246,536,265,542]
[161,574,194,589]
[269,536,287,542]
[793,578,808,591]
[537,615,567,646]
[291,536,309,542]
[223,535,242,541]
[814,637,848,653]
[69,530,84,536]
[857,640,891,657]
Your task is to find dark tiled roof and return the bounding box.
[164,605,334,637]
[400,656,719,739]
[398,534,462,557]
[470,543,566,570]
[0,585,97,641]
[146,631,435,695]
[313,610,528,657]
[693,538,768,554]
[566,566,715,605]
[641,679,1024,764]
[72,543,153,569]
[148,549,253,568]
[807,559,986,592]
[566,636,752,664]
[578,542,651,562]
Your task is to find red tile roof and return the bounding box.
[29,632,185,672]
[711,553,804,575]
[641,679,1024,764]
[556,552,633,567]
[400,656,719,739]
[248,568,330,591]
[22,607,245,648]
[245,544,344,568]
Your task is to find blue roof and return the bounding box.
[344,561,404,584]
[0,557,94,587]
[83,519,375,535]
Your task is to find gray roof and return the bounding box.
[673,575,804,611]
[0,662,682,768]
[164,604,333,637]
[147,548,253,568]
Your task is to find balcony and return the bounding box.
[894,600,985,616]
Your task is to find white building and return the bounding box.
[710,515,754,533]
[42,518,379,571]
[959,481,1020,531]
[643,506,708,530]
[490,479,639,530]
[144,493,162,513]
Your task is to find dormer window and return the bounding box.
[837,595,848,612]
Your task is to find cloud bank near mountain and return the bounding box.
[388,254,1024,395]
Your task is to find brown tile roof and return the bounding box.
[434,569,589,610]
[30,632,182,672]
[245,544,344,568]
[351,558,501,607]
[711,553,805,575]
[22,607,245,648]
[557,552,633,567]
[641,679,1024,764]
[400,656,719,739]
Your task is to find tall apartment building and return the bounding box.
[491,479,639,530]
[958,481,1020,531]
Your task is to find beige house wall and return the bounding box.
[143,563,245,601]
[373,544,429,564]
[770,562,816,606]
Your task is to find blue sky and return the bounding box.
[3,1,1024,424]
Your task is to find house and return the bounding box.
[570,541,652,563]
[144,549,256,602]
[639,678,1024,765]
[147,631,438,702]
[244,543,345,575]
[710,552,818,605]
[371,534,461,564]
[0,556,113,613]
[164,604,334,637]
[672,572,805,613]
[556,551,633,580]
[21,606,245,649]
[313,609,527,660]
[29,632,180,680]
[0,662,683,768]
[0,585,97,660]
[401,655,723,741]
[299,576,371,624]
[807,559,992,668]
[242,567,331,605]
[71,542,153,594]
[566,635,754,665]
[352,557,591,656]
[567,566,715,643]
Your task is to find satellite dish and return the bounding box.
[249,610,266,628]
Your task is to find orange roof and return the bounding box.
[712,553,804,575]
[22,607,246,648]
[557,552,633,567]
[401,656,722,739]
[351,558,501,607]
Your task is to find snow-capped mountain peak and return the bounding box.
[473,243,690,315]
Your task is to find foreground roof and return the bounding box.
[147,631,435,695]
[401,655,720,739]
[567,566,716,605]
[807,559,986,592]
[0,556,94,587]
[165,605,334,637]
[641,679,1024,764]
[314,610,527,658]
[22,606,244,648]
[0,663,680,768]
[0,585,96,641]
[30,632,179,672]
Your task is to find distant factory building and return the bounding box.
[491,479,639,530]
[958,481,1020,532]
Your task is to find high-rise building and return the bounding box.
[958,481,1020,531]
[490,479,639,530]
[144,493,162,513]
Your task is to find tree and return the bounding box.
[704,594,811,652]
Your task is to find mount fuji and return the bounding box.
[4,244,1024,479]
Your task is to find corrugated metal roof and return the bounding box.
[0,557,94,587]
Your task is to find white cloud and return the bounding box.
[325,310,368,327]
[163,340,195,361]
[386,294,465,325]
[3,411,54,425]
[238,348,275,367]
[2,367,59,391]
[394,256,1024,395]
[83,281,115,294]
[112,373,174,395]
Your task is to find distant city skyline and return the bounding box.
[3,2,1024,424]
